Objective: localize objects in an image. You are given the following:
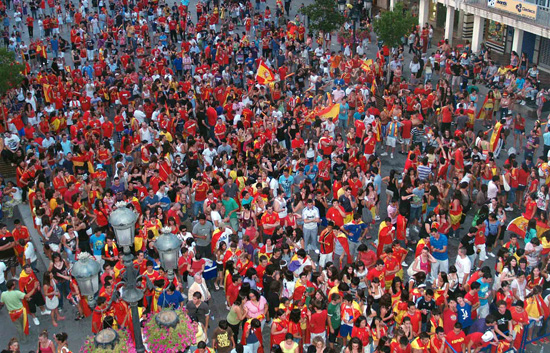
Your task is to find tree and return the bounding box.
[0,48,24,131]
[373,3,416,49]
[0,47,24,95]
[300,0,346,36]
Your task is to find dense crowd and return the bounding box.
[0,0,549,352]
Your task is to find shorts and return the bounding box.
[340,324,353,338]
[217,263,224,272]
[328,329,340,343]
[515,129,525,135]
[517,185,526,191]
[410,206,422,221]
[386,136,397,147]
[403,138,411,145]
[476,244,487,261]
[1,256,18,269]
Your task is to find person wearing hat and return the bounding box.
[465,330,498,353]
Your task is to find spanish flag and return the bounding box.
[336,231,352,263]
[317,103,340,121]
[507,216,529,238]
[526,295,550,320]
[475,96,494,120]
[489,121,504,152]
[507,216,549,238]
[361,59,373,73]
[256,61,275,85]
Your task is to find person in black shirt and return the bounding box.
[460,227,477,264]
[494,300,513,341]
[399,184,414,218]
[332,156,346,179]
[417,289,436,332]
[0,224,17,278]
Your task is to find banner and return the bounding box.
[488,0,537,20]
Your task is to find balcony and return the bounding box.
[465,0,550,29]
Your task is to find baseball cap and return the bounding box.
[482,331,494,342]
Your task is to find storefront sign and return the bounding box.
[488,0,538,20]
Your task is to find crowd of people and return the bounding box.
[0,0,549,352]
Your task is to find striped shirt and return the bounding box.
[417,164,432,181]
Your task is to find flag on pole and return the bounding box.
[256,61,276,84]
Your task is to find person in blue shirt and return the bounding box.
[338,97,350,132]
[457,295,474,332]
[476,273,492,319]
[278,169,294,198]
[304,160,318,186]
[341,213,369,257]
[50,35,59,58]
[429,228,448,282]
[159,33,168,47]
[173,56,183,76]
[157,283,186,309]
[89,229,106,259]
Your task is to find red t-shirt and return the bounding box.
[446,330,466,353]
[443,309,458,334]
[401,119,412,139]
[309,310,328,333]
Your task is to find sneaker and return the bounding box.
[33,317,40,326]
[41,310,51,316]
[381,152,388,156]
[488,252,496,258]
[520,100,526,105]
[390,153,394,158]
[402,261,408,267]
[505,206,514,212]
[375,216,380,221]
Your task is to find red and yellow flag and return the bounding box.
[317,103,340,121]
[256,62,275,84]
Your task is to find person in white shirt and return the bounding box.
[455,247,472,288]
[302,199,320,251]
[487,176,499,200]
[210,203,223,230]
[202,144,218,166]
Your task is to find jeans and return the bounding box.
[338,119,348,133]
[57,279,71,309]
[193,200,205,217]
[430,258,449,282]
[246,341,260,353]
[303,227,318,251]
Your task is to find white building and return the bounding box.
[384,0,550,71]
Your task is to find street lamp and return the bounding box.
[109,202,138,247]
[109,202,146,353]
[155,227,182,282]
[72,252,101,307]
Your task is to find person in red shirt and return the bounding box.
[363,130,377,157]
[261,204,280,239]
[430,327,445,353]
[318,222,335,267]
[366,260,386,283]
[400,118,412,154]
[403,302,422,336]
[291,132,305,151]
[225,274,242,306]
[326,200,346,228]
[440,103,453,134]
[446,323,466,353]
[464,282,481,320]
[192,176,209,216]
[443,298,458,334]
[308,300,328,339]
[466,331,497,353]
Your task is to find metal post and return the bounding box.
[121,246,145,353]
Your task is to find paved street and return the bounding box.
[0,0,549,351]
